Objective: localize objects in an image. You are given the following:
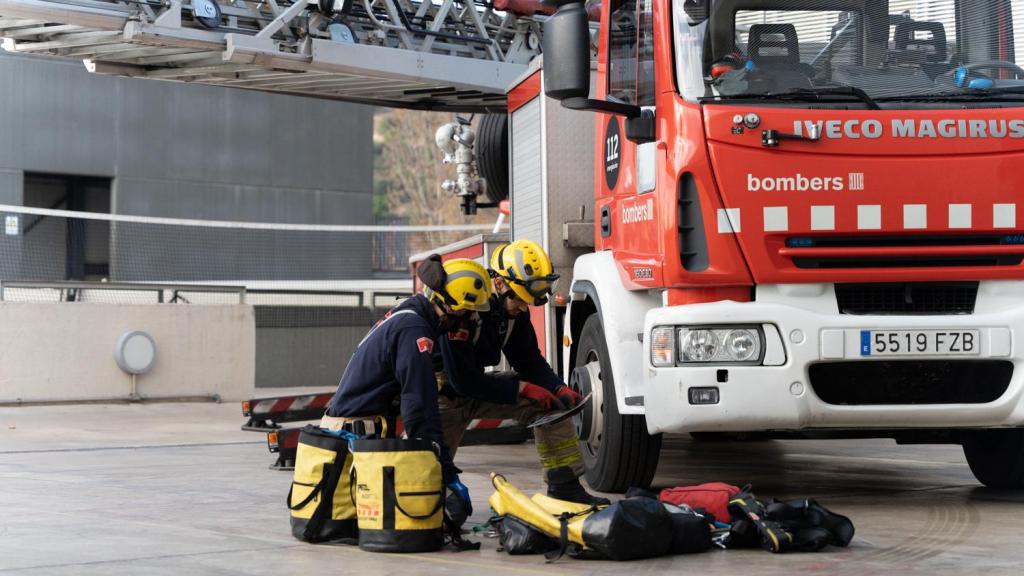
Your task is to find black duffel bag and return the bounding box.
[580,498,673,561]
[664,503,713,554]
[497,516,559,555]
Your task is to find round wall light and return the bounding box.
[115,330,157,375]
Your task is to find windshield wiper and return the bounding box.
[704,87,881,110]
[877,86,1024,102]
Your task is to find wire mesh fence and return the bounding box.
[0,204,498,388]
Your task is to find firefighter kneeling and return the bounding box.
[314,257,491,551]
[439,239,609,525]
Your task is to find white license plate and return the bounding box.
[860,330,980,357]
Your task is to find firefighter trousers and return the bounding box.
[437,394,585,483]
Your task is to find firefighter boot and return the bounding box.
[546,466,611,506]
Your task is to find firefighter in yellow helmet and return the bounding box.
[436,240,609,509]
[323,256,491,500]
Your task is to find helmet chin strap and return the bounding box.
[496,286,517,312]
[436,308,459,332]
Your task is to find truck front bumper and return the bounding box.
[642,282,1024,435]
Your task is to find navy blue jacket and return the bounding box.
[439,294,564,404]
[326,294,455,479]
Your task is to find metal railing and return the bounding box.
[0,280,248,303]
[0,281,415,310]
[246,288,409,311]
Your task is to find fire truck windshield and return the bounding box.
[675,0,1024,107]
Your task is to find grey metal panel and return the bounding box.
[543,94,595,289]
[113,178,371,224]
[110,191,373,281]
[510,96,543,243]
[0,52,116,176]
[0,169,21,204]
[256,325,371,388]
[0,51,375,283]
[0,51,374,195]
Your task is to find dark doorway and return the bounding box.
[22,173,112,280]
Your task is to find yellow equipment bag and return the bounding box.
[287,425,358,543]
[352,438,445,552]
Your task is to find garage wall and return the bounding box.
[0,302,255,403]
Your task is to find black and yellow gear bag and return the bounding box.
[489,473,683,561]
[488,473,596,559]
[351,438,445,553]
[287,425,358,543]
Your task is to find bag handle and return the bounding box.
[304,461,346,542]
[349,462,357,508]
[386,467,444,520]
[394,492,444,520]
[287,480,325,511]
[544,506,599,563]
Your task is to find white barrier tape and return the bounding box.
[466,419,518,430]
[0,204,505,234]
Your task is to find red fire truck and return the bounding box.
[457,0,1024,493]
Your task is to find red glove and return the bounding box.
[519,382,564,411]
[554,386,583,408]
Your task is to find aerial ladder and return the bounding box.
[0,0,555,110]
[0,0,570,466]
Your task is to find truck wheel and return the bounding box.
[571,314,661,492]
[476,113,508,204]
[963,429,1024,489]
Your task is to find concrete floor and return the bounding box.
[1,402,1022,575]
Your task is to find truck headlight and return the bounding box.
[650,326,676,367]
[724,329,758,362]
[678,326,764,364]
[680,329,720,362]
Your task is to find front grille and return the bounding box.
[809,360,1013,405]
[679,174,709,272]
[835,282,978,315]
[791,234,1008,248]
[784,234,1024,269]
[793,256,1023,268]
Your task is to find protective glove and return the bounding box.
[554,385,583,408]
[519,382,565,411]
[446,477,473,527]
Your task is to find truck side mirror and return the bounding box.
[542,1,644,121]
[542,2,591,101]
[625,109,655,144]
[683,0,708,24]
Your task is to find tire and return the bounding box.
[476,113,508,204]
[573,314,661,492]
[963,429,1024,489]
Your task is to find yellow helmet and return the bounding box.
[421,257,491,312]
[489,239,560,306]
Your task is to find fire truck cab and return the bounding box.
[510,0,1024,492]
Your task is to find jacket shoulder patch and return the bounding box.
[416,337,434,353]
[449,328,470,342]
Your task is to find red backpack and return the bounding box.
[659,483,741,523]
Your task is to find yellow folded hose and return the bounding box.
[488,473,590,548]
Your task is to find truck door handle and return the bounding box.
[600,206,611,238]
